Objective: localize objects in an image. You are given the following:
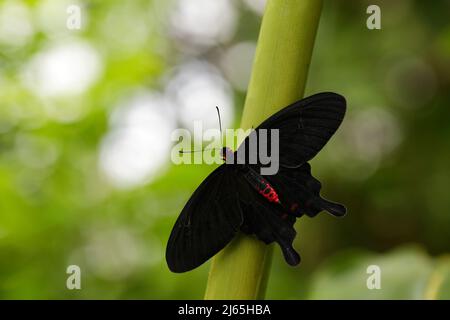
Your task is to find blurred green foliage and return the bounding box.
[0,0,450,299]
[310,246,433,299]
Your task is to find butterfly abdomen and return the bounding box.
[258,183,280,203]
[242,167,281,204]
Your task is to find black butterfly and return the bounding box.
[166,92,347,273]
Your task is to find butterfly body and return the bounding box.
[166,92,347,273]
[241,165,281,204]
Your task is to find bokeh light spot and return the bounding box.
[99,92,175,189]
[22,40,103,98]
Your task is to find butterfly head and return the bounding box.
[221,147,233,161]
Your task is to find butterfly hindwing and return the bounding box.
[236,171,300,266]
[166,165,243,273]
[265,163,346,218]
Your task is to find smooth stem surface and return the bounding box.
[204,0,323,300]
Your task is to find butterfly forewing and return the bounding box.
[238,92,346,168]
[166,165,243,273]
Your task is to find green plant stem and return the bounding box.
[204,0,323,300]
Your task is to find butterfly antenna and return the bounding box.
[179,148,219,154]
[179,149,202,154]
[216,106,223,137]
[180,107,223,154]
